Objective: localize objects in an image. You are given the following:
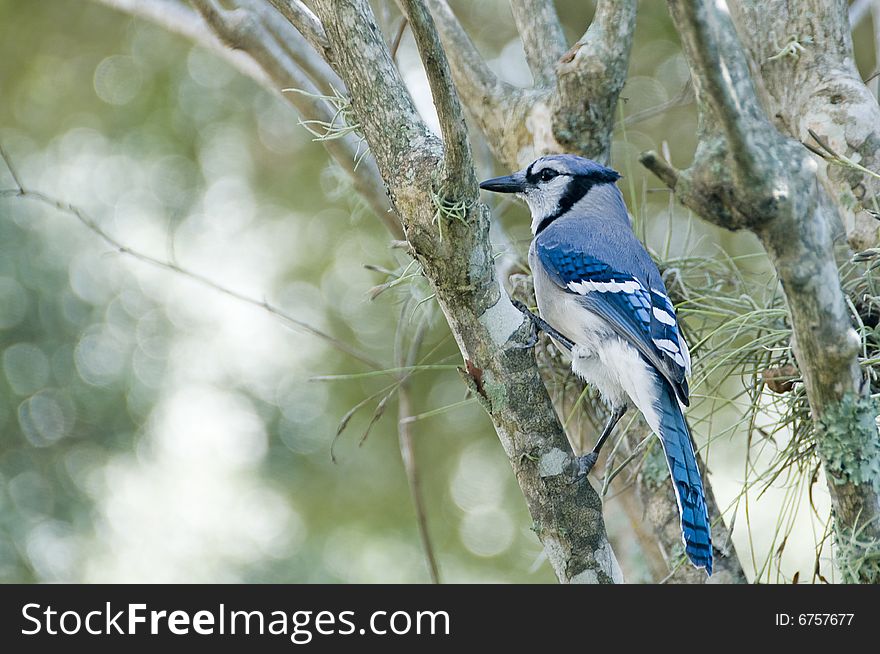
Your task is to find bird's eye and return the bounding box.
[539,169,559,181]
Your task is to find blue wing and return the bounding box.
[536,237,691,405]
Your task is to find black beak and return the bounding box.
[478,173,525,193]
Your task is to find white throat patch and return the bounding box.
[523,176,571,234]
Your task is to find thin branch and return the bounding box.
[670,1,768,184]
[265,0,330,56]
[400,0,474,189]
[551,0,637,160]
[849,0,874,26]
[248,0,343,92]
[653,0,880,582]
[0,143,25,192]
[639,150,681,190]
[396,309,441,583]
[90,0,270,85]
[0,151,381,370]
[624,78,694,126]
[509,0,568,87]
[421,0,527,125]
[190,0,401,237]
[90,0,398,236]
[390,17,409,61]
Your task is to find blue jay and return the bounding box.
[480,154,712,575]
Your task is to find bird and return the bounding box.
[479,154,713,575]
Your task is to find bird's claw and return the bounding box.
[510,298,530,314]
[509,298,575,352]
[569,452,598,483]
[510,299,540,349]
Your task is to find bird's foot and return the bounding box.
[570,452,599,483]
[509,299,575,351]
[509,299,540,349]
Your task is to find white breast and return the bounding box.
[529,244,660,426]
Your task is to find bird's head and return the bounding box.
[479,154,622,234]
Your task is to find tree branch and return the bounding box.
[509,0,568,87]
[849,0,874,27]
[670,1,768,184]
[727,0,880,251]
[248,0,342,92]
[0,158,380,369]
[396,311,441,583]
[265,0,330,57]
[91,0,269,84]
[422,0,541,168]
[90,0,399,237]
[399,0,474,189]
[188,0,401,237]
[312,0,621,583]
[551,0,638,161]
[421,0,514,111]
[643,0,880,583]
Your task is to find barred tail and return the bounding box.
[655,380,713,575]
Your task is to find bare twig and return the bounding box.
[390,17,409,61]
[728,0,880,251]
[639,151,681,190]
[190,0,400,237]
[0,144,25,192]
[624,79,694,126]
[0,151,381,369]
[396,308,441,583]
[266,0,330,56]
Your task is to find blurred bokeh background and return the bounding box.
[0,0,876,583]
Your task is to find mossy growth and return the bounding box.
[430,182,473,243]
[816,394,880,493]
[835,521,880,584]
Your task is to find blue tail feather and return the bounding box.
[654,379,713,575]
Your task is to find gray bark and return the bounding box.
[88,0,880,583]
[307,0,622,584]
[729,0,880,251]
[642,0,880,583]
[93,0,743,583]
[427,0,636,167]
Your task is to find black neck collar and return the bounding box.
[535,213,560,236]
